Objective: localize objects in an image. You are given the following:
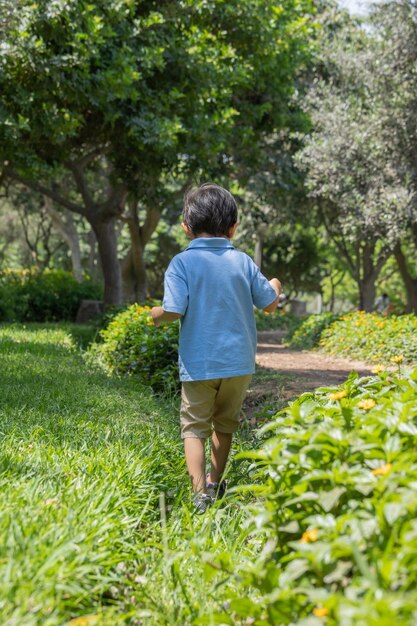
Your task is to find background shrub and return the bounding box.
[0,269,102,322]
[321,311,417,363]
[288,312,339,349]
[87,304,179,392]
[255,309,302,334]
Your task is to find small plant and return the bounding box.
[87,304,179,392]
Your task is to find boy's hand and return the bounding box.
[151,306,164,327]
[269,278,282,296]
[262,277,282,314]
[151,306,182,327]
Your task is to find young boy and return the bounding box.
[151,183,281,513]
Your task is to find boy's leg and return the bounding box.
[181,379,220,493]
[209,375,252,484]
[183,437,206,493]
[209,431,233,484]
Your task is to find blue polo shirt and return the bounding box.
[162,237,277,382]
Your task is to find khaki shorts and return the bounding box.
[180,374,252,439]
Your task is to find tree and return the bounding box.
[0,0,315,304]
[295,7,411,311]
[368,0,417,313]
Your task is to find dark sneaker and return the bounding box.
[193,492,213,515]
[206,475,227,501]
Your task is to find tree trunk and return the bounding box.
[91,218,122,306]
[121,202,161,302]
[358,277,376,312]
[121,247,147,303]
[87,229,101,280]
[394,243,417,313]
[355,240,390,312]
[254,234,263,269]
[44,198,83,282]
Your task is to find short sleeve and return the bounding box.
[162,257,189,315]
[251,265,277,310]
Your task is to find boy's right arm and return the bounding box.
[262,278,282,313]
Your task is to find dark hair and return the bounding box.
[183,183,238,237]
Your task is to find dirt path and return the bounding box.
[245,331,371,422]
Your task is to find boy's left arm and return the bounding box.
[151,306,182,327]
[262,278,282,313]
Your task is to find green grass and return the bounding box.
[0,324,262,626]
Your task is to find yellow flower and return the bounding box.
[68,617,99,626]
[390,355,404,363]
[301,528,319,543]
[372,463,392,476]
[358,399,376,410]
[313,607,329,618]
[329,390,347,401]
[371,365,385,374]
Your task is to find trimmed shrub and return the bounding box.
[0,268,102,322]
[321,311,417,364]
[289,312,339,349]
[87,304,179,392]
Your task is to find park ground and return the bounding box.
[246,329,371,426]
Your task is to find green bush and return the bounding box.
[255,309,302,334]
[0,268,102,322]
[87,304,179,392]
[222,365,417,625]
[289,312,339,349]
[321,311,417,364]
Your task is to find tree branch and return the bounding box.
[141,206,161,246]
[320,203,357,276]
[99,182,128,219]
[2,166,85,216]
[67,161,95,211]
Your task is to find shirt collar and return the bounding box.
[186,237,234,250]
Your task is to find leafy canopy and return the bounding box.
[0,0,315,185]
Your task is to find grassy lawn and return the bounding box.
[0,324,261,626]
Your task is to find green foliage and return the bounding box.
[87,304,179,392]
[289,312,339,349]
[255,309,301,333]
[262,224,324,296]
[219,366,417,625]
[0,0,315,180]
[321,311,417,364]
[0,268,102,322]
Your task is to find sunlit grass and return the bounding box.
[0,324,261,625]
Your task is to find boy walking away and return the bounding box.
[151,184,281,513]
